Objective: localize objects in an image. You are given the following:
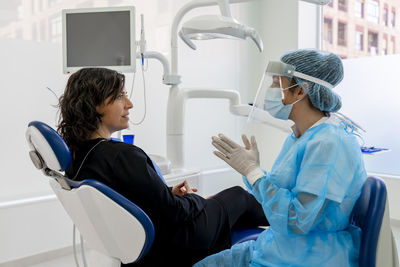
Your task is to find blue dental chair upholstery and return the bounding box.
[351,176,399,267]
[26,121,264,266]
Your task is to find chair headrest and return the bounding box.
[26,121,71,172]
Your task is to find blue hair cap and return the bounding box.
[280,49,344,112]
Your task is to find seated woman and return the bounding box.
[195,49,367,266]
[57,68,268,267]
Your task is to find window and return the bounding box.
[335,57,400,176]
[391,36,395,54]
[324,0,400,59]
[49,16,61,43]
[355,31,364,51]
[382,35,388,55]
[323,0,400,177]
[31,0,35,15]
[48,0,62,7]
[355,0,364,18]
[328,0,333,7]
[338,22,347,46]
[368,31,378,55]
[76,1,93,8]
[367,0,379,23]
[38,0,43,12]
[391,8,396,28]
[15,29,23,39]
[32,22,37,41]
[383,6,388,26]
[324,18,333,44]
[338,0,347,11]
[40,19,46,42]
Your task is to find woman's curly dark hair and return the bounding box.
[57,68,125,157]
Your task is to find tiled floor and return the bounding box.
[11,225,400,266]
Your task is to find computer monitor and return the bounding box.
[62,6,136,74]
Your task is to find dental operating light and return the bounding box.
[178,0,263,52]
[178,0,330,52]
[179,14,263,52]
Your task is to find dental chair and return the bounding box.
[26,121,264,266]
[351,176,399,267]
[26,121,154,266]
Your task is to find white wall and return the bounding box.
[0,39,68,201]
[0,194,73,263]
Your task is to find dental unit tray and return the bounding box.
[361,147,390,155]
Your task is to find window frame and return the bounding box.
[338,21,347,46]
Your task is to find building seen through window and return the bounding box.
[367,0,379,23]
[338,21,347,46]
[383,4,389,26]
[323,0,400,58]
[382,34,388,54]
[339,0,348,12]
[391,8,396,28]
[0,0,136,44]
[324,17,333,44]
[368,31,378,55]
[355,30,364,50]
[355,0,364,18]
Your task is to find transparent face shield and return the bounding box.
[247,61,299,133]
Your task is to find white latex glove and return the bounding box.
[212,133,264,185]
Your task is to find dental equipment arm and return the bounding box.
[218,0,231,17]
[135,15,177,85]
[171,0,257,76]
[136,52,179,85]
[167,87,253,168]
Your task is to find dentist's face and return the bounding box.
[270,76,297,105]
[97,90,133,135]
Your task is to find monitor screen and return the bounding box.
[62,6,136,73]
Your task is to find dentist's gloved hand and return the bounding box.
[212,134,265,185]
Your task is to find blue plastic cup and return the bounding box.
[122,134,135,145]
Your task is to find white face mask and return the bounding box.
[263,85,303,120]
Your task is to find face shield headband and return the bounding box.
[265,61,334,90]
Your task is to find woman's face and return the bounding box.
[96,90,133,136]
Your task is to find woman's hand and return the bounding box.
[171,180,198,196]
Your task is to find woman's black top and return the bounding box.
[66,139,231,266]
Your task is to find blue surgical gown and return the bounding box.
[195,122,367,267]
